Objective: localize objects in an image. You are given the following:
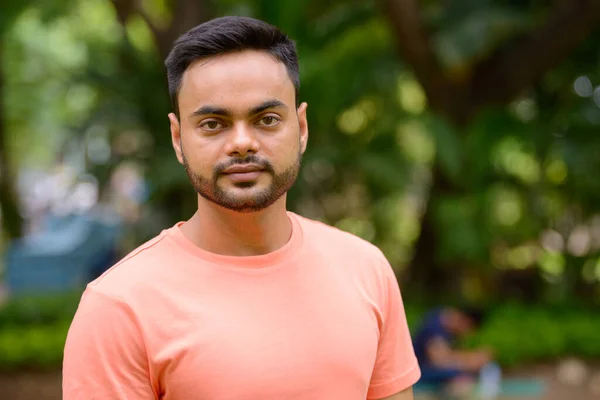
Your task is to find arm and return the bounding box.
[63,287,157,399]
[367,256,421,400]
[426,336,492,371]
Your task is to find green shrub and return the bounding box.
[0,292,82,371]
[0,321,71,371]
[459,304,600,367]
[0,291,82,327]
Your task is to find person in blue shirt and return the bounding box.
[412,307,499,398]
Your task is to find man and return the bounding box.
[412,307,499,398]
[63,16,420,399]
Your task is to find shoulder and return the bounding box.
[292,212,387,260]
[291,212,393,284]
[87,227,176,299]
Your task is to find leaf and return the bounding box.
[422,113,463,183]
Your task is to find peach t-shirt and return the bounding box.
[63,212,420,399]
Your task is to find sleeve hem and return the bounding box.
[367,364,422,399]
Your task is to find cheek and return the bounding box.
[268,138,299,168]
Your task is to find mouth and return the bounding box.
[222,164,265,183]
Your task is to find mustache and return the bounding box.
[214,155,275,175]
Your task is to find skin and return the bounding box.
[426,309,494,372]
[168,49,414,399]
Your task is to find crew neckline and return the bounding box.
[166,211,304,268]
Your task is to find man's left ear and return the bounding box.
[297,102,308,154]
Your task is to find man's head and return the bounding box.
[164,16,308,213]
[446,307,485,337]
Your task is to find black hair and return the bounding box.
[164,16,300,118]
[461,307,486,328]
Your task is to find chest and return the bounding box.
[150,269,382,400]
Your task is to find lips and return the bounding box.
[222,164,264,183]
[223,164,264,174]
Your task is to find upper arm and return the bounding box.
[63,287,156,399]
[367,256,421,399]
[425,335,453,366]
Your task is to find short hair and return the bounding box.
[164,16,300,118]
[461,307,486,327]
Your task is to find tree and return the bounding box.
[382,0,600,296]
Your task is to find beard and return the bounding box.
[181,148,302,213]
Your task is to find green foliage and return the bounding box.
[462,304,600,367]
[2,0,600,309]
[0,292,81,371]
[0,291,81,327]
[0,322,70,371]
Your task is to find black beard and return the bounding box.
[181,151,302,213]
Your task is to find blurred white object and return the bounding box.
[556,358,588,386]
[479,362,502,400]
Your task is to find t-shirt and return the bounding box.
[63,212,420,399]
[412,308,454,366]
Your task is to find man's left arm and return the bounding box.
[367,254,421,400]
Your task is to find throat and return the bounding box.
[181,207,292,257]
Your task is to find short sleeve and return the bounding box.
[63,287,157,399]
[367,258,421,399]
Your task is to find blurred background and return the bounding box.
[1,0,600,399]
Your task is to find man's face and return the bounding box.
[168,50,308,213]
[454,314,475,336]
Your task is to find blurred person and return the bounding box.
[412,307,500,399]
[62,16,420,400]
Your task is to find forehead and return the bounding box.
[179,50,295,113]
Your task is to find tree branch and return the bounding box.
[382,0,466,120]
[469,0,600,111]
[162,0,215,59]
[133,0,164,47]
[110,0,214,61]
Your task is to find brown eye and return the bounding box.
[200,120,223,131]
[259,116,280,127]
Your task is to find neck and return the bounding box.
[180,195,292,257]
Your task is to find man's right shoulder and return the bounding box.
[87,228,175,297]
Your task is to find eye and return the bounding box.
[257,115,280,127]
[200,119,224,131]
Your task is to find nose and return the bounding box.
[225,122,260,157]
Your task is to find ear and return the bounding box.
[297,102,309,154]
[168,113,184,164]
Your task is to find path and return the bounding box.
[1,363,598,400]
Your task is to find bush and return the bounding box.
[459,303,600,367]
[0,291,82,371]
[0,322,71,371]
[0,291,82,327]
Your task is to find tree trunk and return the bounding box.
[111,0,215,61]
[405,164,463,300]
[0,41,24,239]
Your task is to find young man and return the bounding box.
[412,307,498,397]
[63,16,420,399]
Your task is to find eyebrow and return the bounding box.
[189,99,287,119]
[248,99,287,116]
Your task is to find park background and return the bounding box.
[1,0,600,398]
